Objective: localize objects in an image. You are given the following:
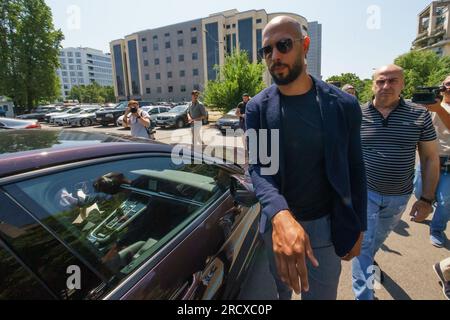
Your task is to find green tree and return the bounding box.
[0,0,63,111]
[326,73,373,104]
[203,51,266,112]
[68,83,116,104]
[394,50,450,98]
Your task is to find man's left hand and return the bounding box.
[424,99,443,113]
[341,232,364,261]
[409,200,433,223]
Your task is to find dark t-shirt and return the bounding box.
[237,101,247,129]
[281,85,334,221]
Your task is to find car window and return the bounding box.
[149,108,159,115]
[0,191,104,299]
[9,157,231,294]
[0,246,55,300]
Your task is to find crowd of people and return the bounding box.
[244,15,449,300]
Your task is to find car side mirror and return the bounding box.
[230,174,258,207]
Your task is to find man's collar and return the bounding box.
[370,97,406,109]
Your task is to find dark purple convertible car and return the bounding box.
[0,130,261,300]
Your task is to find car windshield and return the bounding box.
[68,109,81,114]
[115,102,127,110]
[169,106,188,113]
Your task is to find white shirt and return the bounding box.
[435,103,450,157]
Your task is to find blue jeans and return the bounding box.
[263,215,342,300]
[352,191,411,300]
[414,167,450,234]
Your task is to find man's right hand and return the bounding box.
[272,210,319,294]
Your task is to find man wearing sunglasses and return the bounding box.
[246,16,367,300]
[352,65,440,300]
[414,76,450,249]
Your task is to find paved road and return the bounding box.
[41,123,449,300]
[239,198,450,300]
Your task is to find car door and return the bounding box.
[3,153,260,300]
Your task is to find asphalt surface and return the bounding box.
[41,123,449,300]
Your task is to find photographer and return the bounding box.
[414,76,450,248]
[123,100,151,139]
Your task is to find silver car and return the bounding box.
[0,118,41,130]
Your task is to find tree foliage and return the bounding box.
[203,51,267,112]
[68,83,115,104]
[395,50,450,98]
[0,0,63,110]
[326,73,373,104]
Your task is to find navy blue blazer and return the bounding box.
[246,76,367,257]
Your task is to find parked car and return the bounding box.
[48,107,83,124]
[116,106,172,127]
[53,108,86,126]
[0,130,261,300]
[96,102,153,127]
[65,107,102,127]
[216,109,241,134]
[17,107,59,121]
[155,105,209,129]
[44,108,70,123]
[0,117,41,130]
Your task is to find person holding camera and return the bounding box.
[414,76,450,249]
[352,64,440,300]
[123,100,151,139]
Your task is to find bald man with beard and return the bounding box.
[246,16,367,300]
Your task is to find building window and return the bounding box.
[193,84,200,91]
[153,43,159,50]
[177,30,183,35]
[181,85,186,92]
[168,86,173,93]
[238,18,254,62]
[166,56,172,64]
[62,71,68,76]
[153,35,158,40]
[128,39,141,95]
[145,74,150,80]
[180,70,185,77]
[165,41,171,49]
[178,39,184,47]
[75,52,81,57]
[256,18,262,24]
[205,21,219,80]
[143,46,148,53]
[76,59,81,64]
[168,71,172,78]
[257,29,263,62]
[67,52,73,57]
[63,78,69,83]
[70,71,75,76]
[157,87,162,93]
[155,58,160,65]
[164,32,170,37]
[192,52,198,60]
[144,60,149,66]
[146,88,151,94]
[226,25,231,29]
[63,84,69,89]
[191,27,197,32]
[191,37,197,45]
[156,73,161,80]
[69,65,75,70]
[113,44,125,96]
[142,37,147,42]
[78,72,83,76]
[68,58,74,64]
[60,52,65,56]
[193,69,199,76]
[178,54,184,62]
[60,58,66,64]
[232,24,236,28]
[71,78,77,83]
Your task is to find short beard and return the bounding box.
[270,57,304,86]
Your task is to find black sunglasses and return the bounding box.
[258,38,302,59]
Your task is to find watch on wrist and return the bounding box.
[420,196,435,206]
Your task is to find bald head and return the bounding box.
[373,64,405,81]
[263,16,304,39]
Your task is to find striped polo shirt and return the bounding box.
[361,99,437,195]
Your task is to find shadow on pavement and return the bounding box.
[381,271,412,300]
[380,244,403,256]
[393,220,410,237]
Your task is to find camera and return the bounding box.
[130,107,138,113]
[411,86,446,105]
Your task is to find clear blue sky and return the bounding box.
[45,0,431,79]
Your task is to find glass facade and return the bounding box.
[256,29,263,62]
[127,39,141,95]
[226,35,232,55]
[205,22,219,81]
[238,18,253,62]
[113,44,125,96]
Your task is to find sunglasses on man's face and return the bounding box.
[258,38,302,59]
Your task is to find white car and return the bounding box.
[65,107,102,127]
[49,107,82,124]
[116,106,172,127]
